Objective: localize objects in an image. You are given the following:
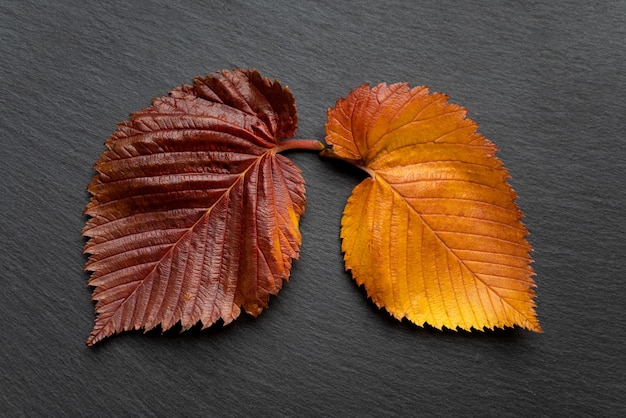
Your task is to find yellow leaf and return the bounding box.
[325,83,541,332]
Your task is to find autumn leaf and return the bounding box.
[83,69,324,346]
[324,83,541,332]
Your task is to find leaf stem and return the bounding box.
[276,139,325,153]
[320,148,374,177]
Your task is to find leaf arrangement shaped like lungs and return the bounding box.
[325,83,541,332]
[83,69,323,346]
[84,69,541,345]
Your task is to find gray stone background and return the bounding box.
[1,0,624,416]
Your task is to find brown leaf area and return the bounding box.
[83,69,311,345]
[325,83,541,332]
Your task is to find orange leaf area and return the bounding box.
[83,69,321,345]
[325,83,541,332]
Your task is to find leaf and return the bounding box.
[83,69,324,346]
[324,83,541,332]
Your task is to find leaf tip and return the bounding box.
[85,333,100,347]
[525,317,543,333]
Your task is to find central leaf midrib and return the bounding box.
[93,148,272,339]
[374,173,532,323]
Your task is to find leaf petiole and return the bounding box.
[320,148,375,177]
[275,139,325,153]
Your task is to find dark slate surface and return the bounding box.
[1,1,624,416]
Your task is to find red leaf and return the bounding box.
[83,69,323,345]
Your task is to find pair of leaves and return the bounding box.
[83,69,540,346]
